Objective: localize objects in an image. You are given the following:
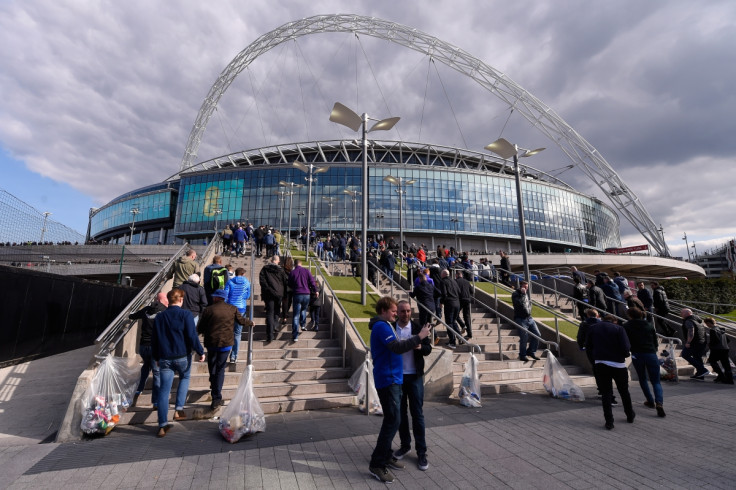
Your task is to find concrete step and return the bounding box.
[468,374,598,395]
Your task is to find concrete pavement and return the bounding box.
[1,347,735,489]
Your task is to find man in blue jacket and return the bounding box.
[151,288,205,437]
[369,296,430,484]
[224,267,251,363]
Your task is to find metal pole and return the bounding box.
[361,114,368,306]
[683,232,692,261]
[305,166,314,261]
[398,180,403,271]
[287,190,294,254]
[116,245,125,284]
[514,154,531,287]
[40,212,51,243]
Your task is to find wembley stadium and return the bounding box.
[87,139,620,254]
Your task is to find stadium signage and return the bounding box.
[605,245,649,254]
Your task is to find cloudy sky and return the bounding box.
[1,0,734,258]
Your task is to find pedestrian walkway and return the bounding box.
[2,346,734,489]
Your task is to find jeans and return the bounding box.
[631,352,663,404]
[231,308,246,361]
[136,345,158,406]
[206,347,230,402]
[515,316,540,357]
[444,302,460,344]
[681,344,707,374]
[292,294,310,339]
[157,356,191,427]
[236,240,245,255]
[310,306,320,330]
[370,383,402,468]
[264,295,281,341]
[593,362,634,425]
[398,374,426,456]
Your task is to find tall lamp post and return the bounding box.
[273,190,290,233]
[450,217,460,253]
[343,189,361,237]
[383,175,416,267]
[682,232,692,261]
[40,211,52,243]
[297,211,305,250]
[294,161,328,260]
[322,196,338,239]
[485,138,545,285]
[129,207,141,244]
[280,180,304,254]
[213,207,222,233]
[330,102,400,305]
[691,242,698,261]
[375,213,385,232]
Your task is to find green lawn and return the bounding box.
[354,321,370,345]
[335,292,381,319]
[722,310,736,320]
[324,275,362,291]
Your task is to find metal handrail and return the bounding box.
[497,266,683,345]
[469,272,561,355]
[369,262,482,355]
[668,300,736,334]
[247,240,256,366]
[94,242,189,356]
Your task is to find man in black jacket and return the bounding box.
[259,255,289,343]
[179,274,208,324]
[652,281,675,336]
[586,279,607,314]
[705,317,733,384]
[198,289,249,409]
[680,309,709,379]
[454,270,473,339]
[129,292,168,407]
[439,269,461,348]
[392,300,432,471]
[586,319,635,430]
[511,281,541,361]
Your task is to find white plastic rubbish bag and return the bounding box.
[80,354,139,435]
[348,358,383,415]
[458,353,482,407]
[659,341,679,382]
[542,351,585,401]
[219,365,266,443]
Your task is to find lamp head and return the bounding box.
[368,117,400,133]
[383,175,398,185]
[484,138,517,160]
[520,147,545,158]
[329,102,363,132]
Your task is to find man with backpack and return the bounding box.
[680,309,709,379]
[203,255,228,305]
[705,317,733,384]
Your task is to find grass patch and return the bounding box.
[540,320,579,339]
[325,276,363,291]
[335,292,381,320]
[354,322,370,345]
[722,310,736,320]
[476,282,513,296]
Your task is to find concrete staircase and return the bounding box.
[123,248,356,424]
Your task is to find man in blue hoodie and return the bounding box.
[368,296,430,484]
[224,267,251,363]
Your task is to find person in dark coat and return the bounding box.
[259,255,288,342]
[586,279,607,313]
[499,251,511,286]
[623,307,665,417]
[197,289,249,409]
[586,318,635,430]
[179,273,208,323]
[411,268,436,326]
[512,281,541,361]
[680,309,709,379]
[129,292,168,407]
[572,276,588,321]
[391,300,432,471]
[438,269,461,348]
[636,281,654,315]
[454,269,473,339]
[652,281,675,337]
[705,317,733,384]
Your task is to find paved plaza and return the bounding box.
[1,348,735,489]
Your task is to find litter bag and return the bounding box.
[80,354,139,435]
[219,365,266,443]
[458,353,482,407]
[659,341,679,382]
[542,351,585,401]
[348,358,382,415]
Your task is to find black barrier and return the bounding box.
[0,265,140,365]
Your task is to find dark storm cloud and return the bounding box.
[0,0,734,255]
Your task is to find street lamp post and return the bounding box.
[451,217,460,253]
[294,161,328,260]
[682,232,692,261]
[273,190,289,233]
[343,189,361,237]
[375,213,385,231]
[692,242,698,261]
[40,211,52,243]
[297,211,305,250]
[657,225,667,257]
[280,180,304,254]
[383,175,416,268]
[322,196,338,240]
[330,102,400,305]
[213,207,222,233]
[129,208,140,244]
[485,138,545,286]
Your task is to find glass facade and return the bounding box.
[89,142,621,250]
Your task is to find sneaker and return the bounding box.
[656,403,666,418]
[610,399,619,406]
[627,412,635,423]
[230,358,237,364]
[369,465,395,484]
[446,343,456,350]
[643,401,655,409]
[393,447,410,460]
[690,373,706,380]
[417,454,429,471]
[528,354,541,361]
[387,457,405,470]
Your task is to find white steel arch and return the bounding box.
[180,13,668,255]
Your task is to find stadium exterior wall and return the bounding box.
[88,141,621,253]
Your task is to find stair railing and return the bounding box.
[247,240,256,367]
